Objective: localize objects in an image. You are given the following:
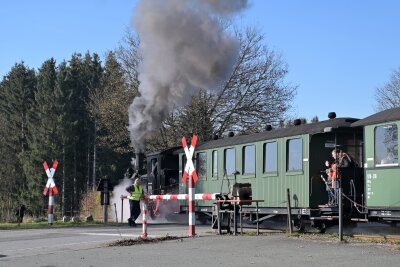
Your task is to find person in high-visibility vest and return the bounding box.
[125,178,143,227]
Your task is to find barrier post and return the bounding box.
[48,188,54,224]
[188,174,195,236]
[141,200,148,239]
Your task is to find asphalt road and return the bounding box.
[0,224,399,267]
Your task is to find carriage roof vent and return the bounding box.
[213,134,219,140]
[228,131,235,137]
[293,119,301,126]
[328,112,336,119]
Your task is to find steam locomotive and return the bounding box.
[135,107,400,231]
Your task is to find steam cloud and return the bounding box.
[128,0,248,150]
[112,177,190,224]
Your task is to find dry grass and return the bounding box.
[80,191,112,221]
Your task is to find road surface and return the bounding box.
[0,224,399,267]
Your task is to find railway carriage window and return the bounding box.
[212,150,218,177]
[243,145,255,174]
[375,124,398,166]
[224,148,236,175]
[263,142,277,173]
[196,152,207,179]
[286,138,303,172]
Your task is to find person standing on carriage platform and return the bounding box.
[325,149,351,205]
[125,178,143,227]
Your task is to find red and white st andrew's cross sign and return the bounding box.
[43,160,59,195]
[181,134,198,183]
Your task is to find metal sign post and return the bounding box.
[96,179,112,223]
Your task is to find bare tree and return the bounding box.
[375,67,400,111]
[209,26,297,136]
[115,29,141,93]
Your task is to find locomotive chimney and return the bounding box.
[133,152,145,176]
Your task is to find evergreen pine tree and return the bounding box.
[88,52,135,187]
[0,63,37,218]
[24,58,60,216]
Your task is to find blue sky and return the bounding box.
[1,0,399,121]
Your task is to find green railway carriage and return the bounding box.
[352,107,400,221]
[177,116,363,225]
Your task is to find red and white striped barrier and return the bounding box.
[141,201,148,239]
[121,193,218,238]
[43,160,59,224]
[144,193,218,201]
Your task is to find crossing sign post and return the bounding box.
[181,134,198,236]
[43,160,59,225]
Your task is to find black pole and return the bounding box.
[256,201,260,235]
[121,196,124,224]
[104,179,108,224]
[335,133,343,241]
[114,203,118,223]
[286,188,293,234]
[233,171,239,235]
[92,119,97,191]
[339,187,343,241]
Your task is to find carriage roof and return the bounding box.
[175,117,358,153]
[351,107,400,127]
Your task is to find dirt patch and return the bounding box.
[107,235,184,246]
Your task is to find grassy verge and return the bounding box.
[288,231,400,249]
[0,221,121,230]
